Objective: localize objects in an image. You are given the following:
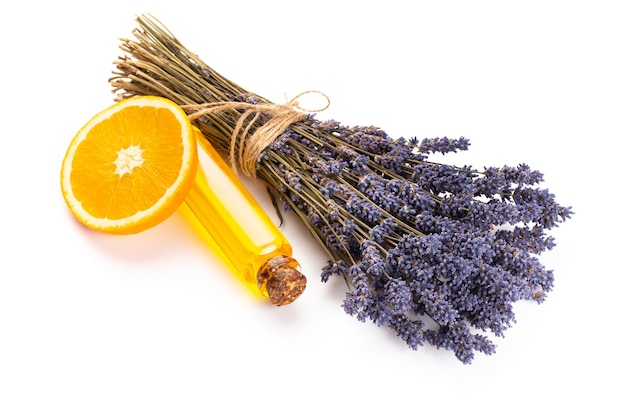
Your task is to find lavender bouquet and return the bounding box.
[111,15,572,363]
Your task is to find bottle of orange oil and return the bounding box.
[179,130,306,306]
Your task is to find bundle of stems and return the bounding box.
[110,14,572,363]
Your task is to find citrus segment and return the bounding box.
[60,96,198,234]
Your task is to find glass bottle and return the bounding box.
[179,132,306,306]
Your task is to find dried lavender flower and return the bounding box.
[110,14,572,364]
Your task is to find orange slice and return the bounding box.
[60,96,198,234]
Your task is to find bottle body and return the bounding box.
[179,133,306,305]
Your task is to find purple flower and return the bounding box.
[418,136,471,154]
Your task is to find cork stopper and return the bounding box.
[257,255,307,306]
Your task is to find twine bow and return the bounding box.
[183,91,330,178]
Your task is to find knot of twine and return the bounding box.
[183,91,330,178]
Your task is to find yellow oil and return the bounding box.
[178,133,300,302]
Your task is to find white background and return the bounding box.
[1,1,623,415]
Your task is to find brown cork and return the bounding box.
[266,265,307,306]
[257,255,307,306]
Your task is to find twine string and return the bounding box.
[183,90,330,178]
